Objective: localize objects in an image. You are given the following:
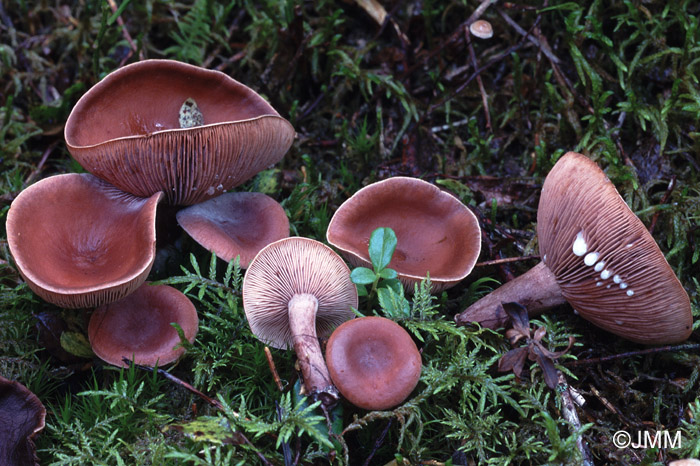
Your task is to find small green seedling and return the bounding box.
[349,227,402,312]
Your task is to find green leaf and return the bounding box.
[60,331,95,359]
[351,267,377,285]
[378,267,398,280]
[167,416,243,445]
[368,227,397,271]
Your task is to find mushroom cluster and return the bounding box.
[8,59,295,367]
[455,152,692,345]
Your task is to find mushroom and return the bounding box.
[242,237,358,405]
[0,376,46,466]
[325,316,421,410]
[176,191,289,268]
[64,59,295,205]
[455,152,692,345]
[88,283,199,367]
[6,173,162,309]
[469,19,494,39]
[326,176,481,291]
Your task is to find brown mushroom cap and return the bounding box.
[65,59,295,205]
[325,316,421,410]
[176,191,289,267]
[6,173,162,309]
[0,376,46,466]
[88,283,199,367]
[537,152,692,344]
[326,176,481,291]
[469,19,494,39]
[243,237,357,350]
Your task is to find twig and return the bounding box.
[497,8,560,64]
[122,357,225,411]
[647,176,676,235]
[265,346,284,392]
[465,28,492,129]
[106,0,140,63]
[25,140,58,185]
[475,255,540,267]
[557,373,594,466]
[565,343,700,367]
[362,418,393,466]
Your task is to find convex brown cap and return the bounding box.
[327,177,481,291]
[243,237,357,404]
[88,283,199,367]
[177,192,289,267]
[6,173,162,308]
[65,59,295,205]
[537,151,692,344]
[469,20,493,39]
[325,316,421,410]
[0,376,46,466]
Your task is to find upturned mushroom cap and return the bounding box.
[0,376,46,466]
[242,237,358,350]
[176,192,289,267]
[469,19,494,39]
[325,316,422,410]
[326,177,481,291]
[6,173,162,309]
[537,152,692,344]
[88,283,199,367]
[65,59,295,205]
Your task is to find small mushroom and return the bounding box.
[6,173,162,309]
[242,237,358,405]
[176,191,289,268]
[0,376,46,466]
[326,177,481,291]
[88,283,199,367]
[455,152,692,345]
[469,19,493,39]
[325,316,421,410]
[65,59,295,205]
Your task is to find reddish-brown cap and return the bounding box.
[176,192,289,267]
[325,316,421,410]
[326,177,481,291]
[65,59,295,205]
[242,237,358,349]
[537,152,692,344]
[6,173,162,309]
[88,283,199,367]
[469,20,493,39]
[0,376,46,466]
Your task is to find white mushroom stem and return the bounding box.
[288,293,339,406]
[455,262,566,328]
